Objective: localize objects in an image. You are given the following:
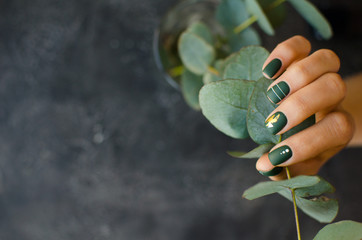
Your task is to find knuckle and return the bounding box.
[329,112,355,143]
[276,42,299,59]
[292,35,311,52]
[291,64,310,84]
[326,73,346,99]
[315,49,341,70]
[289,94,311,118]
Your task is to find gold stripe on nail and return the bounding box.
[271,87,282,101]
[276,84,287,97]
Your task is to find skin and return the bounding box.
[256,35,357,181]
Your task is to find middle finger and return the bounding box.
[265,72,346,135]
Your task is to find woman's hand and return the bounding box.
[256,35,355,180]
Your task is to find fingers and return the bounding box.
[268,147,344,181]
[257,36,351,180]
[265,72,346,135]
[256,111,355,176]
[266,49,341,104]
[262,35,311,79]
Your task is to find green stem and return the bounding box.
[207,66,220,76]
[233,15,257,34]
[265,0,287,12]
[169,65,184,77]
[233,0,287,34]
[286,167,302,240]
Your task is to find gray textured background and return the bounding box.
[0,0,361,239]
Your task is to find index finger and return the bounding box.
[262,35,312,79]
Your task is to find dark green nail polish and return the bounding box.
[259,167,283,176]
[267,81,290,104]
[263,58,282,78]
[265,112,287,135]
[269,145,292,166]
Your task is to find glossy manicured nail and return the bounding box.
[265,112,287,135]
[263,58,282,78]
[268,145,292,166]
[267,81,290,104]
[259,167,283,176]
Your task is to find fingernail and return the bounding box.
[268,145,292,166]
[259,167,283,176]
[265,112,287,135]
[263,58,282,78]
[267,81,290,104]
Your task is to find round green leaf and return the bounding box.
[245,175,339,223]
[218,52,238,76]
[288,0,333,40]
[278,177,338,223]
[216,0,249,30]
[279,189,338,223]
[186,21,214,45]
[178,32,215,75]
[243,175,320,200]
[181,69,204,110]
[247,77,279,144]
[228,27,261,52]
[223,46,269,81]
[295,177,335,198]
[227,143,275,159]
[199,79,255,139]
[245,0,275,35]
[314,221,362,240]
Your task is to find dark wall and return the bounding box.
[0,0,360,239]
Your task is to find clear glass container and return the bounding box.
[153,0,221,88]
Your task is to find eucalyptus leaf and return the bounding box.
[294,177,335,198]
[243,175,320,200]
[279,188,338,223]
[223,46,269,81]
[259,0,287,28]
[278,177,338,223]
[247,77,279,144]
[216,0,249,30]
[228,27,261,52]
[181,69,204,110]
[245,0,274,35]
[288,0,333,40]
[178,32,215,75]
[199,79,255,139]
[314,221,362,240]
[203,60,223,84]
[227,143,274,159]
[218,52,238,76]
[186,21,214,45]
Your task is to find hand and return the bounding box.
[256,36,355,180]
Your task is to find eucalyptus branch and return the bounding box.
[286,167,302,240]
[265,0,287,12]
[233,15,258,34]
[233,0,287,34]
[207,66,220,76]
[169,65,184,77]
